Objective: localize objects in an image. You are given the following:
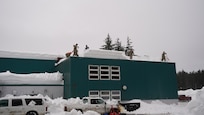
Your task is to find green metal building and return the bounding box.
[55,56,178,101]
[0,53,63,98]
[0,51,178,101]
[0,57,56,74]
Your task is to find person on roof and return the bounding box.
[161,51,167,61]
[73,43,79,56]
[129,49,134,59]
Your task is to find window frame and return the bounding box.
[111,90,121,101]
[100,90,110,100]
[89,65,99,80]
[89,90,99,97]
[100,65,110,80]
[111,66,120,80]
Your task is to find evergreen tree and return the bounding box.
[101,34,114,50]
[177,70,204,90]
[114,38,125,51]
[125,37,134,56]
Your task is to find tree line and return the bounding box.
[177,70,204,90]
[100,34,134,57]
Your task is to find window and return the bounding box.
[12,99,23,106]
[100,66,110,80]
[100,90,110,100]
[0,100,8,107]
[89,91,99,97]
[89,90,121,101]
[111,90,121,101]
[89,65,99,80]
[90,99,104,104]
[88,65,121,81]
[111,66,120,80]
[25,99,43,105]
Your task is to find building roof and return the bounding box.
[83,49,127,60]
[0,50,64,60]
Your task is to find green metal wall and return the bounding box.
[56,57,178,100]
[0,58,56,73]
[55,59,71,98]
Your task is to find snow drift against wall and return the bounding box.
[0,71,63,84]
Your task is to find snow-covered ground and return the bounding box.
[46,87,204,115]
[0,70,203,114]
[0,70,203,115]
[2,88,203,115]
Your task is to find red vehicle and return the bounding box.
[178,95,192,102]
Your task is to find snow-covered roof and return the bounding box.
[82,50,169,63]
[0,50,64,60]
[0,71,63,85]
[83,50,128,60]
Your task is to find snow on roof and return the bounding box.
[83,49,168,63]
[0,50,64,60]
[0,71,63,85]
[83,49,128,60]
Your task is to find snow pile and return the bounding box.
[129,87,204,115]
[44,96,100,115]
[83,50,127,60]
[44,87,204,115]
[0,50,63,60]
[0,71,63,84]
[1,87,204,115]
[186,87,204,115]
[125,99,187,115]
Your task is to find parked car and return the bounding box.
[64,97,118,114]
[0,96,48,115]
[178,95,192,102]
[64,97,140,114]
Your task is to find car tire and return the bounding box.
[26,111,38,115]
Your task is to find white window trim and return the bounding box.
[111,90,121,101]
[89,90,99,97]
[100,90,110,100]
[100,65,110,80]
[89,90,121,101]
[89,65,99,80]
[111,66,120,80]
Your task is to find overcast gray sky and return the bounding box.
[0,0,204,72]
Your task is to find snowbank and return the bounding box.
[0,71,63,84]
[1,87,204,115]
[127,87,204,115]
[186,87,204,115]
[45,87,204,115]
